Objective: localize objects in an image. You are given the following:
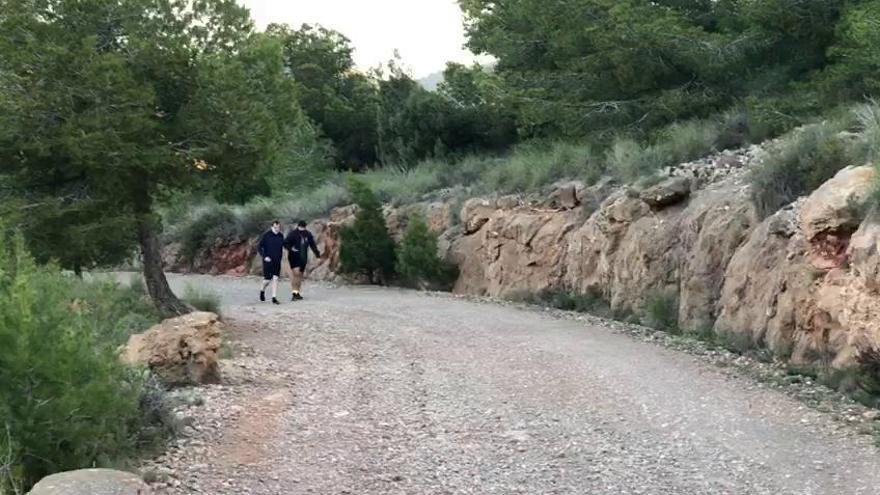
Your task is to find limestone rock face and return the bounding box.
[452,205,582,297]
[123,312,222,386]
[28,469,150,495]
[800,166,876,241]
[563,179,755,328]
[715,166,880,366]
[460,198,497,235]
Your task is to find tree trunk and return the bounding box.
[137,214,190,317]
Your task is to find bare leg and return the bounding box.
[261,279,271,291]
[271,276,279,299]
[291,267,304,294]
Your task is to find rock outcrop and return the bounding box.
[28,469,150,495]
[639,176,691,208]
[715,166,879,365]
[167,150,880,368]
[123,312,223,386]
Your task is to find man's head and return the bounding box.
[297,220,307,231]
[271,220,281,234]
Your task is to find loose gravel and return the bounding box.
[142,274,880,495]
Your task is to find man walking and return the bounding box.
[284,220,321,300]
[258,220,284,304]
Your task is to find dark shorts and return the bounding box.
[289,254,306,273]
[262,259,281,280]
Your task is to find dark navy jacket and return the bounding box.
[284,229,320,267]
[258,230,285,262]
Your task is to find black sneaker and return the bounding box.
[271,297,280,305]
[259,291,265,302]
[293,293,304,301]
[291,293,297,302]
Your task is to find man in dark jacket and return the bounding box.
[284,220,321,300]
[258,220,284,304]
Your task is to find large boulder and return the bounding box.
[545,181,583,210]
[639,176,691,209]
[123,312,222,386]
[800,166,876,240]
[28,469,150,495]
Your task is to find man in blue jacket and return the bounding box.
[284,220,321,300]
[258,220,284,304]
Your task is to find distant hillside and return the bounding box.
[417,71,444,91]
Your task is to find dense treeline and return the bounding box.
[460,0,880,140]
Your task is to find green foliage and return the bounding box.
[0,233,160,491]
[396,215,458,290]
[0,0,318,312]
[484,142,599,193]
[339,178,396,284]
[821,1,880,103]
[178,205,237,263]
[655,119,722,165]
[641,289,681,335]
[266,23,380,170]
[267,117,336,194]
[460,0,855,139]
[183,284,222,315]
[375,60,517,167]
[605,138,665,183]
[749,121,852,218]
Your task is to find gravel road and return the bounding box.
[147,274,880,495]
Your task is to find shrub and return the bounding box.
[70,276,162,347]
[365,163,446,205]
[715,108,752,151]
[395,215,458,290]
[178,204,236,262]
[482,142,598,193]
[749,122,851,218]
[655,119,720,165]
[641,288,680,334]
[605,138,664,183]
[854,100,880,163]
[183,284,222,315]
[853,101,880,211]
[0,234,153,491]
[339,178,397,284]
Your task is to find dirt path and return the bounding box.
[146,274,880,494]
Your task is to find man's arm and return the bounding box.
[284,231,299,252]
[308,232,321,258]
[257,232,267,258]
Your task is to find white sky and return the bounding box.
[238,0,488,78]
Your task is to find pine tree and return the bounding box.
[339,178,396,284]
[396,214,458,290]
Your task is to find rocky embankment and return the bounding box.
[167,148,880,368]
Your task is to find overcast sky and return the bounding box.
[238,0,488,78]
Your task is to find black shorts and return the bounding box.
[289,261,306,274]
[262,259,281,280]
